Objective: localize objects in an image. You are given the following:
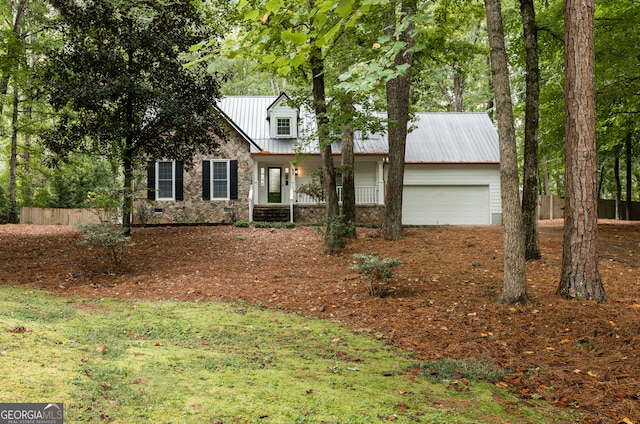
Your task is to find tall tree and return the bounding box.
[0,0,27,117]
[625,135,633,220]
[383,0,417,240]
[520,0,541,260]
[40,0,226,229]
[557,0,605,300]
[484,0,528,305]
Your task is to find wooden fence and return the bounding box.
[17,198,640,225]
[19,207,102,226]
[538,195,640,220]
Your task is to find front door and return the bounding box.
[267,167,282,203]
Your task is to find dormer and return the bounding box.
[267,93,298,139]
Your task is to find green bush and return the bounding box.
[351,253,401,297]
[76,223,135,264]
[322,215,354,253]
[76,187,133,265]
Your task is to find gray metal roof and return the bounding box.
[406,113,500,163]
[216,96,499,163]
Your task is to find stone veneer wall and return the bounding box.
[133,126,253,225]
[293,204,385,225]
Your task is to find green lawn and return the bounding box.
[0,287,581,423]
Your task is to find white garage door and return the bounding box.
[402,185,490,225]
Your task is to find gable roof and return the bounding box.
[216,96,499,164]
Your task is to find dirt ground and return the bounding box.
[1,220,639,423]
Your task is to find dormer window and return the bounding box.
[276,117,292,136]
[267,93,298,139]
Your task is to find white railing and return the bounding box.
[295,186,378,205]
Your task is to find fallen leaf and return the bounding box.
[559,337,570,344]
[546,347,556,351]
[495,382,508,388]
[609,321,617,327]
[587,370,598,378]
[618,417,634,424]
[96,344,107,353]
[132,378,144,384]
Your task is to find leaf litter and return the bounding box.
[0,220,639,423]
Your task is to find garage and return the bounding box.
[402,185,491,225]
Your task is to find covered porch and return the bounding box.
[248,157,386,222]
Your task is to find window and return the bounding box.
[147,160,183,201]
[276,118,291,136]
[157,161,175,199]
[212,160,229,199]
[202,159,238,201]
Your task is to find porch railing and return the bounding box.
[295,185,379,205]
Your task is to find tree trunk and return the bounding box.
[615,154,621,220]
[453,70,464,112]
[626,134,633,220]
[383,0,416,241]
[309,46,338,219]
[122,153,133,230]
[520,0,541,260]
[485,0,528,305]
[542,155,550,195]
[341,100,357,237]
[557,0,605,301]
[0,0,27,117]
[9,87,20,223]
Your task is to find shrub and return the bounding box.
[77,187,133,265]
[351,254,401,297]
[324,215,354,254]
[77,223,134,264]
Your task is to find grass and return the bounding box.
[0,287,581,423]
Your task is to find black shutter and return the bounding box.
[175,161,184,201]
[202,160,210,200]
[230,160,238,200]
[147,161,156,200]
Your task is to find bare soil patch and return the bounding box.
[1,220,638,423]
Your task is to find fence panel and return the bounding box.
[538,196,639,220]
[538,195,564,220]
[19,207,102,225]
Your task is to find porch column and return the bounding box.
[378,160,385,205]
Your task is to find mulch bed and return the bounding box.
[1,220,638,423]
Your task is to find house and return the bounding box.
[135,93,502,226]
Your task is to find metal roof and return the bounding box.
[216,96,499,163]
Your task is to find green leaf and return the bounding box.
[335,0,355,18]
[243,9,260,20]
[291,51,306,68]
[273,56,289,67]
[262,53,277,64]
[317,21,341,46]
[237,0,248,9]
[188,42,204,52]
[312,11,328,29]
[281,29,307,45]
[277,65,291,76]
[265,0,284,13]
[316,0,334,13]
